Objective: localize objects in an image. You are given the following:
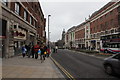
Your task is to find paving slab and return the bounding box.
[2,56,64,78]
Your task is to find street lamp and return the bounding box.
[48,15,51,48]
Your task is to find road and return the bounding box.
[51,49,119,79]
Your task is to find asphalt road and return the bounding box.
[51,49,119,79]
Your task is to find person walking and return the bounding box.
[44,46,47,57]
[31,45,34,58]
[46,48,50,58]
[40,46,45,63]
[34,42,40,59]
[25,45,28,56]
[22,45,27,58]
[27,44,31,58]
[55,46,58,53]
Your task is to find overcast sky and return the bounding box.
[40,0,111,42]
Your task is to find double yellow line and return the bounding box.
[50,56,75,80]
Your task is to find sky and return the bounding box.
[40,0,111,42]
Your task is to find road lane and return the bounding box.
[51,49,118,78]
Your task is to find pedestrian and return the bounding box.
[55,46,58,53]
[34,42,40,59]
[31,45,34,58]
[22,45,27,58]
[27,44,31,58]
[46,48,50,58]
[38,49,41,55]
[25,45,30,56]
[40,46,45,63]
[53,48,55,53]
[44,46,47,57]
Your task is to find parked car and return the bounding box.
[103,53,120,75]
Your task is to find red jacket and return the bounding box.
[47,48,50,54]
[34,45,40,52]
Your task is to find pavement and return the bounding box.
[2,55,64,78]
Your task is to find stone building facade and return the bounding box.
[65,26,76,48]
[75,22,87,49]
[0,0,46,58]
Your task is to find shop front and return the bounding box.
[13,26,27,55]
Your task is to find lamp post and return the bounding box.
[48,15,51,48]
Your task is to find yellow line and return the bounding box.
[51,57,71,79]
[50,56,76,80]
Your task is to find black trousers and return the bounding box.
[40,54,45,60]
[22,53,25,58]
[35,52,38,59]
[32,52,34,58]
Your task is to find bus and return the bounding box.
[100,33,120,54]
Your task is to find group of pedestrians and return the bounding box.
[21,42,51,63]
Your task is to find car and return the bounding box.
[103,53,120,75]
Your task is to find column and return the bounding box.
[8,21,14,58]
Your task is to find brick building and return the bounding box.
[90,1,120,51]
[65,1,120,51]
[75,22,86,49]
[0,0,46,58]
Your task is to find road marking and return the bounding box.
[50,56,75,80]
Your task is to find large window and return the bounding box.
[15,3,20,15]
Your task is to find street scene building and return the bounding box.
[65,1,120,51]
[55,29,66,48]
[1,0,120,79]
[0,0,46,58]
[90,1,120,51]
[65,26,76,48]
